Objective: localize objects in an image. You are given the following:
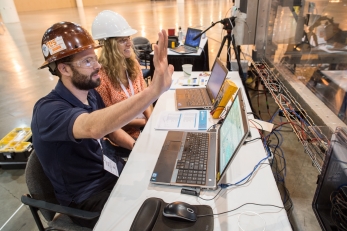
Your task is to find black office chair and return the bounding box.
[21,150,99,231]
[132,37,153,80]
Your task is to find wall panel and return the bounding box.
[83,0,146,6]
[14,0,76,12]
[13,0,147,12]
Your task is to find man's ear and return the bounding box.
[57,63,72,77]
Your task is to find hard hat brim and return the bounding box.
[120,28,138,37]
[93,28,138,40]
[38,44,102,69]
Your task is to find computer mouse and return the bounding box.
[163,201,197,222]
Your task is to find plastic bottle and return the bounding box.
[178,26,183,43]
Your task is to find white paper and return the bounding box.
[103,155,119,177]
[155,110,209,131]
[249,119,274,132]
[170,76,208,89]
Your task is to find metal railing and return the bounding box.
[250,58,331,173]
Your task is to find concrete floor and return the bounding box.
[0,0,336,230]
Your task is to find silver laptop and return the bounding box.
[150,89,250,189]
[176,58,228,110]
[170,27,202,54]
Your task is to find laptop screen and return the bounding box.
[184,28,202,48]
[219,90,248,175]
[206,58,228,102]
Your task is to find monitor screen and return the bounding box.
[184,28,202,48]
[219,91,246,174]
[206,58,228,102]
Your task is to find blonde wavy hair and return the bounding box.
[98,38,140,88]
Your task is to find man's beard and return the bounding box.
[70,66,101,90]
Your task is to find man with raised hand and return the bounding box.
[31,21,173,228]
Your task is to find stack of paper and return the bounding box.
[170,76,209,89]
[155,110,210,131]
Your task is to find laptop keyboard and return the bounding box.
[183,45,197,51]
[185,89,209,106]
[175,132,208,185]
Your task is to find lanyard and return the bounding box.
[119,70,134,98]
[119,70,145,119]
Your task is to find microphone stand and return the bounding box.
[195,17,255,113]
[193,17,243,78]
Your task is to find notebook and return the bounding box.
[150,89,250,189]
[170,28,202,54]
[175,58,228,110]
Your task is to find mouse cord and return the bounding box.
[198,188,223,201]
[238,211,266,231]
[196,202,284,218]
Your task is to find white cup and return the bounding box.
[182,64,193,78]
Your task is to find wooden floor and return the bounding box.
[0,0,321,230]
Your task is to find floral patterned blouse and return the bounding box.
[96,67,146,139]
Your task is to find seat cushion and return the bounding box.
[48,214,92,231]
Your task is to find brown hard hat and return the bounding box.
[39,21,101,69]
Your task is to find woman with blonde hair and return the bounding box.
[92,10,152,156]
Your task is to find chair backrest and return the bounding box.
[25,150,59,221]
[132,37,153,70]
[132,37,152,52]
[132,37,152,60]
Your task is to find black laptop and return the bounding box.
[170,27,202,54]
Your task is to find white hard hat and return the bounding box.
[92,10,137,40]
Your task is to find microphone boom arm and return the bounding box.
[193,16,254,113]
[193,17,235,40]
[192,20,222,40]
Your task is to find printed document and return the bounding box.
[155,110,209,131]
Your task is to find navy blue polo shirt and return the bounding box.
[31,80,117,206]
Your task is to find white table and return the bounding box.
[150,37,208,56]
[149,38,209,77]
[94,72,292,231]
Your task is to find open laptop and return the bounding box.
[170,28,202,54]
[150,89,250,189]
[176,58,228,110]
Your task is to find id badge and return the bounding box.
[103,154,120,177]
